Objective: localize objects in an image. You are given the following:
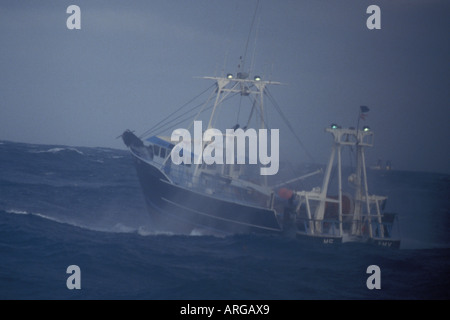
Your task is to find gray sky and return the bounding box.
[1,0,449,174]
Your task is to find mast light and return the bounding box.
[330,123,340,129]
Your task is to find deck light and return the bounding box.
[330,123,340,129]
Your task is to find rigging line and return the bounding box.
[252,92,268,130]
[222,1,239,75]
[209,82,240,128]
[148,100,216,138]
[236,93,243,124]
[160,105,215,136]
[244,94,270,130]
[152,89,242,137]
[188,88,217,131]
[139,83,215,139]
[249,11,261,75]
[144,100,208,137]
[265,88,316,164]
[143,88,217,138]
[143,100,205,137]
[263,85,270,129]
[142,83,215,137]
[212,90,243,128]
[140,86,212,138]
[349,145,354,172]
[168,91,242,135]
[247,98,258,129]
[244,98,256,129]
[241,0,260,72]
[145,88,240,137]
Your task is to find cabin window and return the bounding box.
[154,145,160,157]
[160,148,166,158]
[146,146,154,156]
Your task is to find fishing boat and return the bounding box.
[289,124,401,248]
[121,73,285,236]
[370,159,393,171]
[120,1,400,247]
[121,72,401,247]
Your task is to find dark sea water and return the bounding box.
[0,140,449,301]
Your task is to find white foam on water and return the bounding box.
[110,223,136,233]
[6,209,29,215]
[5,208,64,223]
[190,228,208,236]
[137,226,174,237]
[31,147,84,155]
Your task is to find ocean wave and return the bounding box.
[400,237,450,250]
[106,223,211,237]
[4,208,64,224]
[137,227,175,237]
[31,147,84,155]
[109,223,181,237]
[5,209,28,215]
[2,209,170,237]
[110,223,137,233]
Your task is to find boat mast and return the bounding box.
[202,75,278,128]
[314,126,346,236]
[192,75,279,185]
[317,126,376,237]
[359,132,374,237]
[352,128,374,236]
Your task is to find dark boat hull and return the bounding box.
[131,152,282,235]
[296,232,343,246]
[368,238,401,249]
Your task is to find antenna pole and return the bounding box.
[241,0,260,72]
